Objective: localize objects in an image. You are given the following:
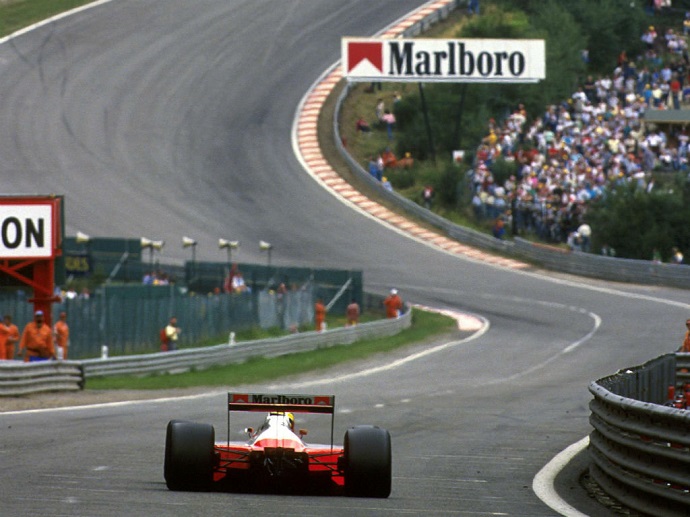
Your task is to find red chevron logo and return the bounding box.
[347,41,383,72]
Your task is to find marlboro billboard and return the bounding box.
[342,37,545,83]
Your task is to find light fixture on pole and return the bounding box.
[218,238,239,264]
[259,240,272,267]
[75,231,91,244]
[151,240,165,267]
[74,231,92,278]
[182,236,198,263]
[141,237,164,272]
[141,237,154,272]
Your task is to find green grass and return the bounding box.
[86,309,458,390]
[0,0,94,37]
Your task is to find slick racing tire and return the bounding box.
[344,425,392,498]
[164,420,215,491]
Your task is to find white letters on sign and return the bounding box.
[0,205,53,258]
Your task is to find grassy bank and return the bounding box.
[86,309,459,390]
[0,0,94,37]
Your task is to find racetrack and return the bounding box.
[2,1,689,515]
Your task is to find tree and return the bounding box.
[586,180,690,261]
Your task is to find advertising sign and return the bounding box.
[0,204,53,258]
[64,252,91,276]
[342,37,545,83]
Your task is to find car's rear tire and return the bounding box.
[164,419,215,491]
[344,425,392,498]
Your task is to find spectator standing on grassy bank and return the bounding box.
[314,298,326,332]
[467,0,479,15]
[223,264,239,293]
[681,318,690,352]
[0,314,19,360]
[346,299,360,326]
[671,247,684,264]
[375,98,385,126]
[165,317,181,351]
[422,185,434,209]
[19,310,55,362]
[382,110,396,140]
[53,311,70,360]
[384,289,403,319]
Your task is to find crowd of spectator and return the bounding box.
[468,14,690,255]
[142,270,173,285]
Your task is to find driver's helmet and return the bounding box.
[268,411,295,430]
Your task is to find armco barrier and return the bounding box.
[588,353,690,516]
[82,308,411,379]
[0,361,84,396]
[0,309,411,394]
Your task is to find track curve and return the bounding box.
[2,2,690,516]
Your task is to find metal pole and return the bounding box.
[418,82,436,163]
[453,83,468,150]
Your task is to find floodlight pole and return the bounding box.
[418,82,436,163]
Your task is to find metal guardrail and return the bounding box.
[588,353,690,516]
[82,308,411,379]
[0,308,411,395]
[0,361,84,396]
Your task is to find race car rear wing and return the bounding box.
[228,393,335,414]
[227,392,336,446]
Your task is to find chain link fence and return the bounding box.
[0,264,365,359]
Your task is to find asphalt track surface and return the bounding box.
[1,1,689,516]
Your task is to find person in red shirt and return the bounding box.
[383,289,403,319]
[355,116,371,134]
[346,299,360,326]
[314,298,326,332]
[223,264,239,294]
[19,310,55,362]
[681,319,690,352]
[53,311,70,360]
[0,314,20,360]
[670,75,681,109]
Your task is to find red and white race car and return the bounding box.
[164,392,392,497]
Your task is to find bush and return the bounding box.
[388,167,415,190]
[437,162,463,207]
[586,179,690,261]
[489,158,518,186]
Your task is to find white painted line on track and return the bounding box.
[274,318,490,390]
[0,390,224,416]
[0,0,115,46]
[486,309,601,386]
[533,437,591,517]
[412,304,485,331]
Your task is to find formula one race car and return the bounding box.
[164,392,391,497]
